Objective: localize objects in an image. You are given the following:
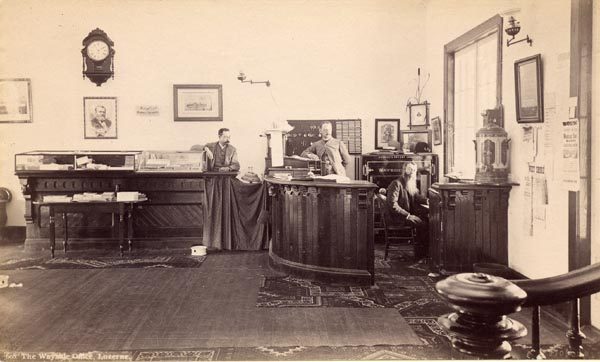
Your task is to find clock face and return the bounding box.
[86,40,110,61]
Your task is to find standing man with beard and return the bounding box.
[386,161,429,258]
[192,128,240,172]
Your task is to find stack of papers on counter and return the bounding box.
[72,192,115,202]
[43,195,73,203]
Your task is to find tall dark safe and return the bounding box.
[360,152,438,197]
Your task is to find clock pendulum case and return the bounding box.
[82,28,115,86]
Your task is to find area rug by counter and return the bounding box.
[0,255,206,270]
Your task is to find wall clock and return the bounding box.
[81,28,115,86]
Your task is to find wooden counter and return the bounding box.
[266,177,378,285]
[16,170,237,250]
[428,182,515,273]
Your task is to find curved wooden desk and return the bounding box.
[266,177,378,285]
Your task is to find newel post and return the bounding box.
[436,273,528,359]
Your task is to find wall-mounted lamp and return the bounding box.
[237,72,270,87]
[505,16,532,47]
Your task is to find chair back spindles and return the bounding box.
[374,195,416,260]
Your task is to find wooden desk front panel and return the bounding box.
[269,181,375,283]
[429,183,512,273]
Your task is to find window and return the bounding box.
[444,15,502,179]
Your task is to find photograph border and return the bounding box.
[83,96,118,139]
[514,54,544,124]
[173,84,223,122]
[0,78,33,123]
[374,118,400,149]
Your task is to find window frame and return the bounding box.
[443,14,503,177]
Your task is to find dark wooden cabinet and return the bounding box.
[428,182,514,273]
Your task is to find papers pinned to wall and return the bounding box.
[561,118,580,191]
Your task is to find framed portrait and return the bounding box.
[514,54,543,123]
[0,78,32,123]
[431,117,442,145]
[375,119,400,149]
[84,97,117,139]
[408,102,429,129]
[174,84,223,121]
[401,129,432,153]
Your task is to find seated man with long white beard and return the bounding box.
[385,161,429,259]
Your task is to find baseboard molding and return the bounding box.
[1,226,26,243]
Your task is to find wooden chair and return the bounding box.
[374,194,416,260]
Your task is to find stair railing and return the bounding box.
[436,263,600,359]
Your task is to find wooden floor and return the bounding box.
[0,242,597,357]
[0,246,420,352]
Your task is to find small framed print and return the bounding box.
[375,118,400,149]
[431,116,442,145]
[408,102,429,129]
[401,129,432,153]
[515,54,543,123]
[84,97,117,139]
[174,84,223,121]
[0,78,33,123]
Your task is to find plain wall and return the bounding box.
[0,0,427,225]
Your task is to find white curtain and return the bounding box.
[452,32,498,179]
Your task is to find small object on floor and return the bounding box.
[191,245,207,256]
[0,274,8,288]
[428,272,440,278]
[8,282,23,288]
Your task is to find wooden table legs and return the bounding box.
[49,208,55,258]
[127,205,133,253]
[63,212,68,253]
[46,203,135,258]
[119,203,125,257]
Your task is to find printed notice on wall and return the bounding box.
[523,174,533,236]
[562,119,579,191]
[543,92,556,179]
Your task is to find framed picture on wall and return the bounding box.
[84,97,117,139]
[408,102,429,129]
[401,129,432,153]
[0,78,33,123]
[514,54,543,123]
[431,116,442,145]
[173,84,223,121]
[375,119,400,149]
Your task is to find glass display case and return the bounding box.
[15,151,142,171]
[138,150,206,172]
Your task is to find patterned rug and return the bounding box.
[258,250,453,347]
[256,249,600,359]
[0,255,206,270]
[2,343,599,361]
